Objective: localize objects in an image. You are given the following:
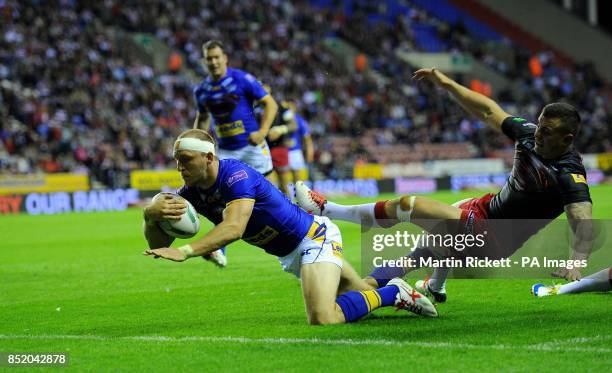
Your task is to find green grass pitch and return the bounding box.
[1,186,611,371]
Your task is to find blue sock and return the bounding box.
[336,286,399,322]
[376,285,400,306]
[369,247,437,287]
[220,246,226,255]
[369,266,406,288]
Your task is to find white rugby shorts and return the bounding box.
[278,216,344,278]
[218,142,273,175]
[288,149,306,171]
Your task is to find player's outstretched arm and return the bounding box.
[193,111,211,131]
[412,68,511,133]
[144,199,255,262]
[249,94,278,145]
[143,221,174,250]
[190,198,255,256]
[142,195,185,249]
[553,201,594,281]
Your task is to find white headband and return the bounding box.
[173,138,216,157]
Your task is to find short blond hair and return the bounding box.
[177,129,216,145]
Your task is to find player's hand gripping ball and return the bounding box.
[153,193,200,238]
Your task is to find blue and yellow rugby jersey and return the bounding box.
[176,186,224,226]
[181,159,315,256]
[193,68,268,150]
[287,113,310,151]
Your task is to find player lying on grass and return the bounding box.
[532,267,611,296]
[143,129,438,324]
[295,67,593,303]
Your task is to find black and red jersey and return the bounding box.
[488,116,591,220]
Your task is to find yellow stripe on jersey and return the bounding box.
[306,221,327,242]
[226,198,256,206]
[360,290,382,312]
[570,173,587,184]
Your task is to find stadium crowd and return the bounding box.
[1,0,610,186]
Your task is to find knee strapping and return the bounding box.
[396,196,416,222]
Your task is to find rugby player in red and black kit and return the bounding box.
[294,68,593,302]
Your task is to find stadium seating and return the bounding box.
[1,0,609,187]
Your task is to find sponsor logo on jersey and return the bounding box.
[331,241,343,258]
[243,225,279,246]
[216,120,245,137]
[226,169,248,187]
[570,173,587,184]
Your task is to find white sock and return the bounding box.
[324,202,382,227]
[428,267,450,291]
[557,267,611,294]
[396,196,415,222]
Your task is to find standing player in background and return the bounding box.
[193,40,278,266]
[143,129,438,324]
[532,267,611,296]
[193,40,278,178]
[256,85,297,196]
[286,101,314,184]
[295,67,593,303]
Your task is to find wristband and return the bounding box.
[177,244,195,258]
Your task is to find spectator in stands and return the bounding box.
[1,0,610,186]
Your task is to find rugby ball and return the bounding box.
[153,193,200,239]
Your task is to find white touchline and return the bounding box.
[529,335,612,348]
[0,334,610,353]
